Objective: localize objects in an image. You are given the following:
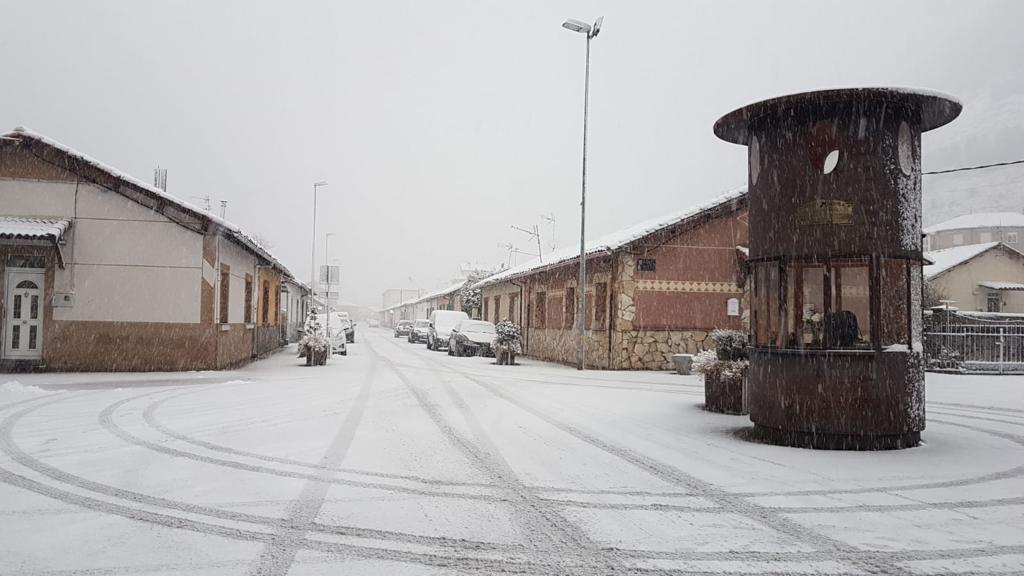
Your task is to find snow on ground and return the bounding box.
[1,330,1023,575]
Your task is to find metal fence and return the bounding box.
[924,320,1024,374]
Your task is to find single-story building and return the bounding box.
[475,188,749,370]
[382,277,486,326]
[0,127,307,371]
[281,277,312,342]
[924,241,1024,313]
[923,212,1024,252]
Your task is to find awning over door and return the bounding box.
[0,217,72,267]
[978,280,1024,291]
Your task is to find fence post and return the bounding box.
[999,327,1005,375]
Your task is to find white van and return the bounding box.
[427,310,469,351]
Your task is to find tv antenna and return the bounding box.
[511,224,543,263]
[541,213,557,252]
[190,195,212,212]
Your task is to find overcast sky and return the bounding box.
[2,0,1023,308]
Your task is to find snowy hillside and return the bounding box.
[922,163,1024,226]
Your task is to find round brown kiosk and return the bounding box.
[714,88,961,449]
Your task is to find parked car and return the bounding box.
[329,325,348,356]
[340,318,356,343]
[409,319,430,343]
[427,310,470,351]
[394,320,413,338]
[448,319,497,357]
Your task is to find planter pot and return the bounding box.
[304,346,328,366]
[704,368,748,415]
[672,354,694,375]
[496,349,517,366]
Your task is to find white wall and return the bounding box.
[0,179,77,216]
[2,178,205,323]
[933,248,1024,313]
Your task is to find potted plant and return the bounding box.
[693,329,749,414]
[492,320,522,366]
[299,311,330,366]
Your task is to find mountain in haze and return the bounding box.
[922,162,1024,227]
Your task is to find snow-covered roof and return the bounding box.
[978,280,1024,291]
[924,212,1024,234]
[923,242,1000,279]
[2,127,296,280]
[0,217,71,241]
[381,295,426,312]
[417,280,467,303]
[475,187,747,288]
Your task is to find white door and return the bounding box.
[4,271,45,360]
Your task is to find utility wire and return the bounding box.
[923,159,1024,175]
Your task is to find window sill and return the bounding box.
[245,323,255,330]
[219,324,231,332]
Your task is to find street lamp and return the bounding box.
[562,15,602,370]
[310,181,328,302]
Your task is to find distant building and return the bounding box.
[923,212,1024,251]
[0,127,306,371]
[281,278,311,342]
[382,288,420,310]
[924,242,1024,313]
[474,189,749,370]
[380,288,420,327]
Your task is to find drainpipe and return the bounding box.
[252,264,263,359]
[608,254,616,369]
[511,278,526,353]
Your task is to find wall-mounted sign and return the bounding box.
[796,199,853,226]
[727,297,740,317]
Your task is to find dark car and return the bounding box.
[448,319,497,357]
[409,319,430,343]
[394,320,413,338]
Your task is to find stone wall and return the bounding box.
[613,329,713,370]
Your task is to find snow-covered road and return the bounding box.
[2,329,1023,575]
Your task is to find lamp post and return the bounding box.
[310,181,328,303]
[562,16,602,370]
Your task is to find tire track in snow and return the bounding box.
[142,386,720,514]
[142,388,493,489]
[369,337,628,575]
[110,384,727,517]
[0,386,545,564]
[102,388,504,501]
[4,339,1022,574]
[433,360,901,574]
[245,353,377,576]
[0,463,557,575]
[441,361,1024,567]
[738,418,1024,498]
